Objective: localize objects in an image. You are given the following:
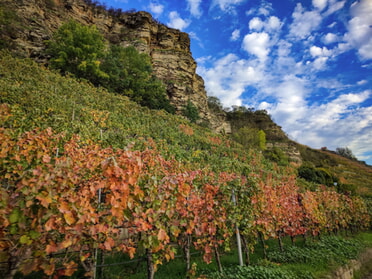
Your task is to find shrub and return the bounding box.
[100,45,175,113]
[47,22,175,113]
[267,236,362,266]
[264,147,289,166]
[182,100,199,123]
[336,147,357,161]
[207,96,224,113]
[46,20,108,83]
[232,127,266,151]
[205,265,311,279]
[297,166,337,186]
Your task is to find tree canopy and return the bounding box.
[47,21,174,113]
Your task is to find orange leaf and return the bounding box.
[44,217,56,231]
[62,261,77,276]
[60,238,73,249]
[127,247,136,259]
[41,262,55,276]
[103,237,115,251]
[64,212,76,225]
[36,193,52,208]
[42,154,51,163]
[45,242,58,254]
[157,229,169,242]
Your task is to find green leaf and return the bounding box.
[29,230,41,240]
[9,208,20,223]
[10,224,18,234]
[20,235,32,245]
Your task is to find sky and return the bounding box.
[100,0,372,165]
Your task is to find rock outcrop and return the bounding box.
[0,0,230,132]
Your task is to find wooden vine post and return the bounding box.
[232,190,244,266]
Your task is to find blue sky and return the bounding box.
[100,0,372,165]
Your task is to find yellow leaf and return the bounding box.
[60,238,73,249]
[64,212,76,225]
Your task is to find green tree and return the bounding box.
[207,96,224,113]
[46,20,108,83]
[233,127,266,150]
[100,45,175,113]
[336,147,357,161]
[263,147,289,166]
[182,100,199,123]
[258,130,266,151]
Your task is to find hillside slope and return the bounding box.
[0,0,370,197]
[0,0,229,131]
[0,51,258,176]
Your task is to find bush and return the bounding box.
[100,45,175,113]
[264,147,289,166]
[0,4,21,50]
[182,100,199,123]
[232,127,266,151]
[46,20,108,83]
[267,236,362,266]
[47,22,175,113]
[297,166,337,186]
[207,96,224,113]
[336,147,357,161]
[205,265,311,279]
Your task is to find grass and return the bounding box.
[94,232,371,279]
[13,229,371,278]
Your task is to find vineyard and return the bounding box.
[0,52,371,279]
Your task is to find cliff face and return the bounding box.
[0,0,229,132]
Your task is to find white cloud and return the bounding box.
[193,0,372,164]
[242,32,270,61]
[197,54,263,107]
[357,80,367,86]
[267,16,281,30]
[312,0,327,11]
[249,16,281,32]
[324,0,346,16]
[307,92,371,150]
[261,75,309,125]
[345,0,372,60]
[211,0,246,12]
[196,55,213,65]
[167,11,191,31]
[149,2,164,16]
[312,57,329,70]
[187,0,202,18]
[322,33,339,44]
[310,45,332,57]
[249,17,264,31]
[265,90,372,159]
[230,29,240,41]
[246,2,272,16]
[289,3,323,39]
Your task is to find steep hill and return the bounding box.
[0,51,253,176]
[0,0,229,132]
[0,0,371,197]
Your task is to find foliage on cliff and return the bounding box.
[46,20,175,113]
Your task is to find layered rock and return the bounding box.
[0,0,230,132]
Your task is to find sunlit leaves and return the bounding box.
[0,104,370,278]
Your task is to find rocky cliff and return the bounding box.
[0,0,230,132]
